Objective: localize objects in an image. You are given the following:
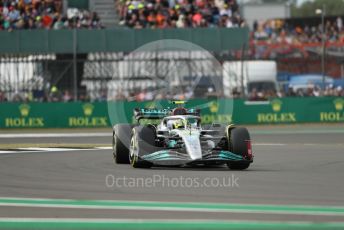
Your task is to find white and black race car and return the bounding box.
[112,101,253,169]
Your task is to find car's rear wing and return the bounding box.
[134,108,170,121]
[133,107,200,122]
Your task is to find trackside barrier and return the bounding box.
[0,28,249,54]
[0,97,343,128]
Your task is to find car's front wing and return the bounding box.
[140,150,252,166]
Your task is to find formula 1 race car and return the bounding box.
[112,101,253,169]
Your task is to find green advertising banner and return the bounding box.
[0,102,110,128]
[232,97,344,124]
[0,97,343,129]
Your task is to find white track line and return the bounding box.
[1,197,344,210]
[0,218,343,225]
[253,143,286,146]
[0,133,109,138]
[17,148,87,151]
[0,147,111,154]
[0,151,18,154]
[0,203,343,216]
[95,147,112,150]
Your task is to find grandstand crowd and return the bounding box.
[116,0,344,45]
[117,0,246,28]
[252,17,344,44]
[1,0,343,42]
[0,0,102,30]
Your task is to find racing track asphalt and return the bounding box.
[0,125,344,228]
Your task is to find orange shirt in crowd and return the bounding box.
[147,14,156,25]
[42,15,53,28]
[156,13,165,27]
[192,12,202,25]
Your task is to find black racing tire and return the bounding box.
[130,126,155,168]
[113,124,133,164]
[227,127,251,170]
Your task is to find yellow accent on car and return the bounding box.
[172,100,187,105]
[173,119,185,129]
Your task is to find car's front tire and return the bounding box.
[129,126,155,168]
[227,127,251,170]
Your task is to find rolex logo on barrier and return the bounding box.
[68,103,108,127]
[209,101,219,113]
[5,104,45,127]
[320,98,344,122]
[257,99,296,123]
[83,103,94,116]
[202,101,232,124]
[271,99,282,112]
[19,104,30,116]
[334,98,344,111]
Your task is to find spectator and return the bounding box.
[0,91,8,102]
[249,88,262,101]
[62,90,73,102]
[135,89,146,101]
[0,0,103,31]
[118,0,244,29]
[252,18,344,44]
[49,86,61,102]
[12,92,23,102]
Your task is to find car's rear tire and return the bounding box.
[227,127,251,170]
[130,126,155,168]
[113,124,132,164]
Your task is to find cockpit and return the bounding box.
[164,116,201,130]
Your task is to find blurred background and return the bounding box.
[1,3,344,227]
[0,0,343,106]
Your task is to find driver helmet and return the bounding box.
[172,119,185,129]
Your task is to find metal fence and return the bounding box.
[1,44,343,102]
[0,51,237,102]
